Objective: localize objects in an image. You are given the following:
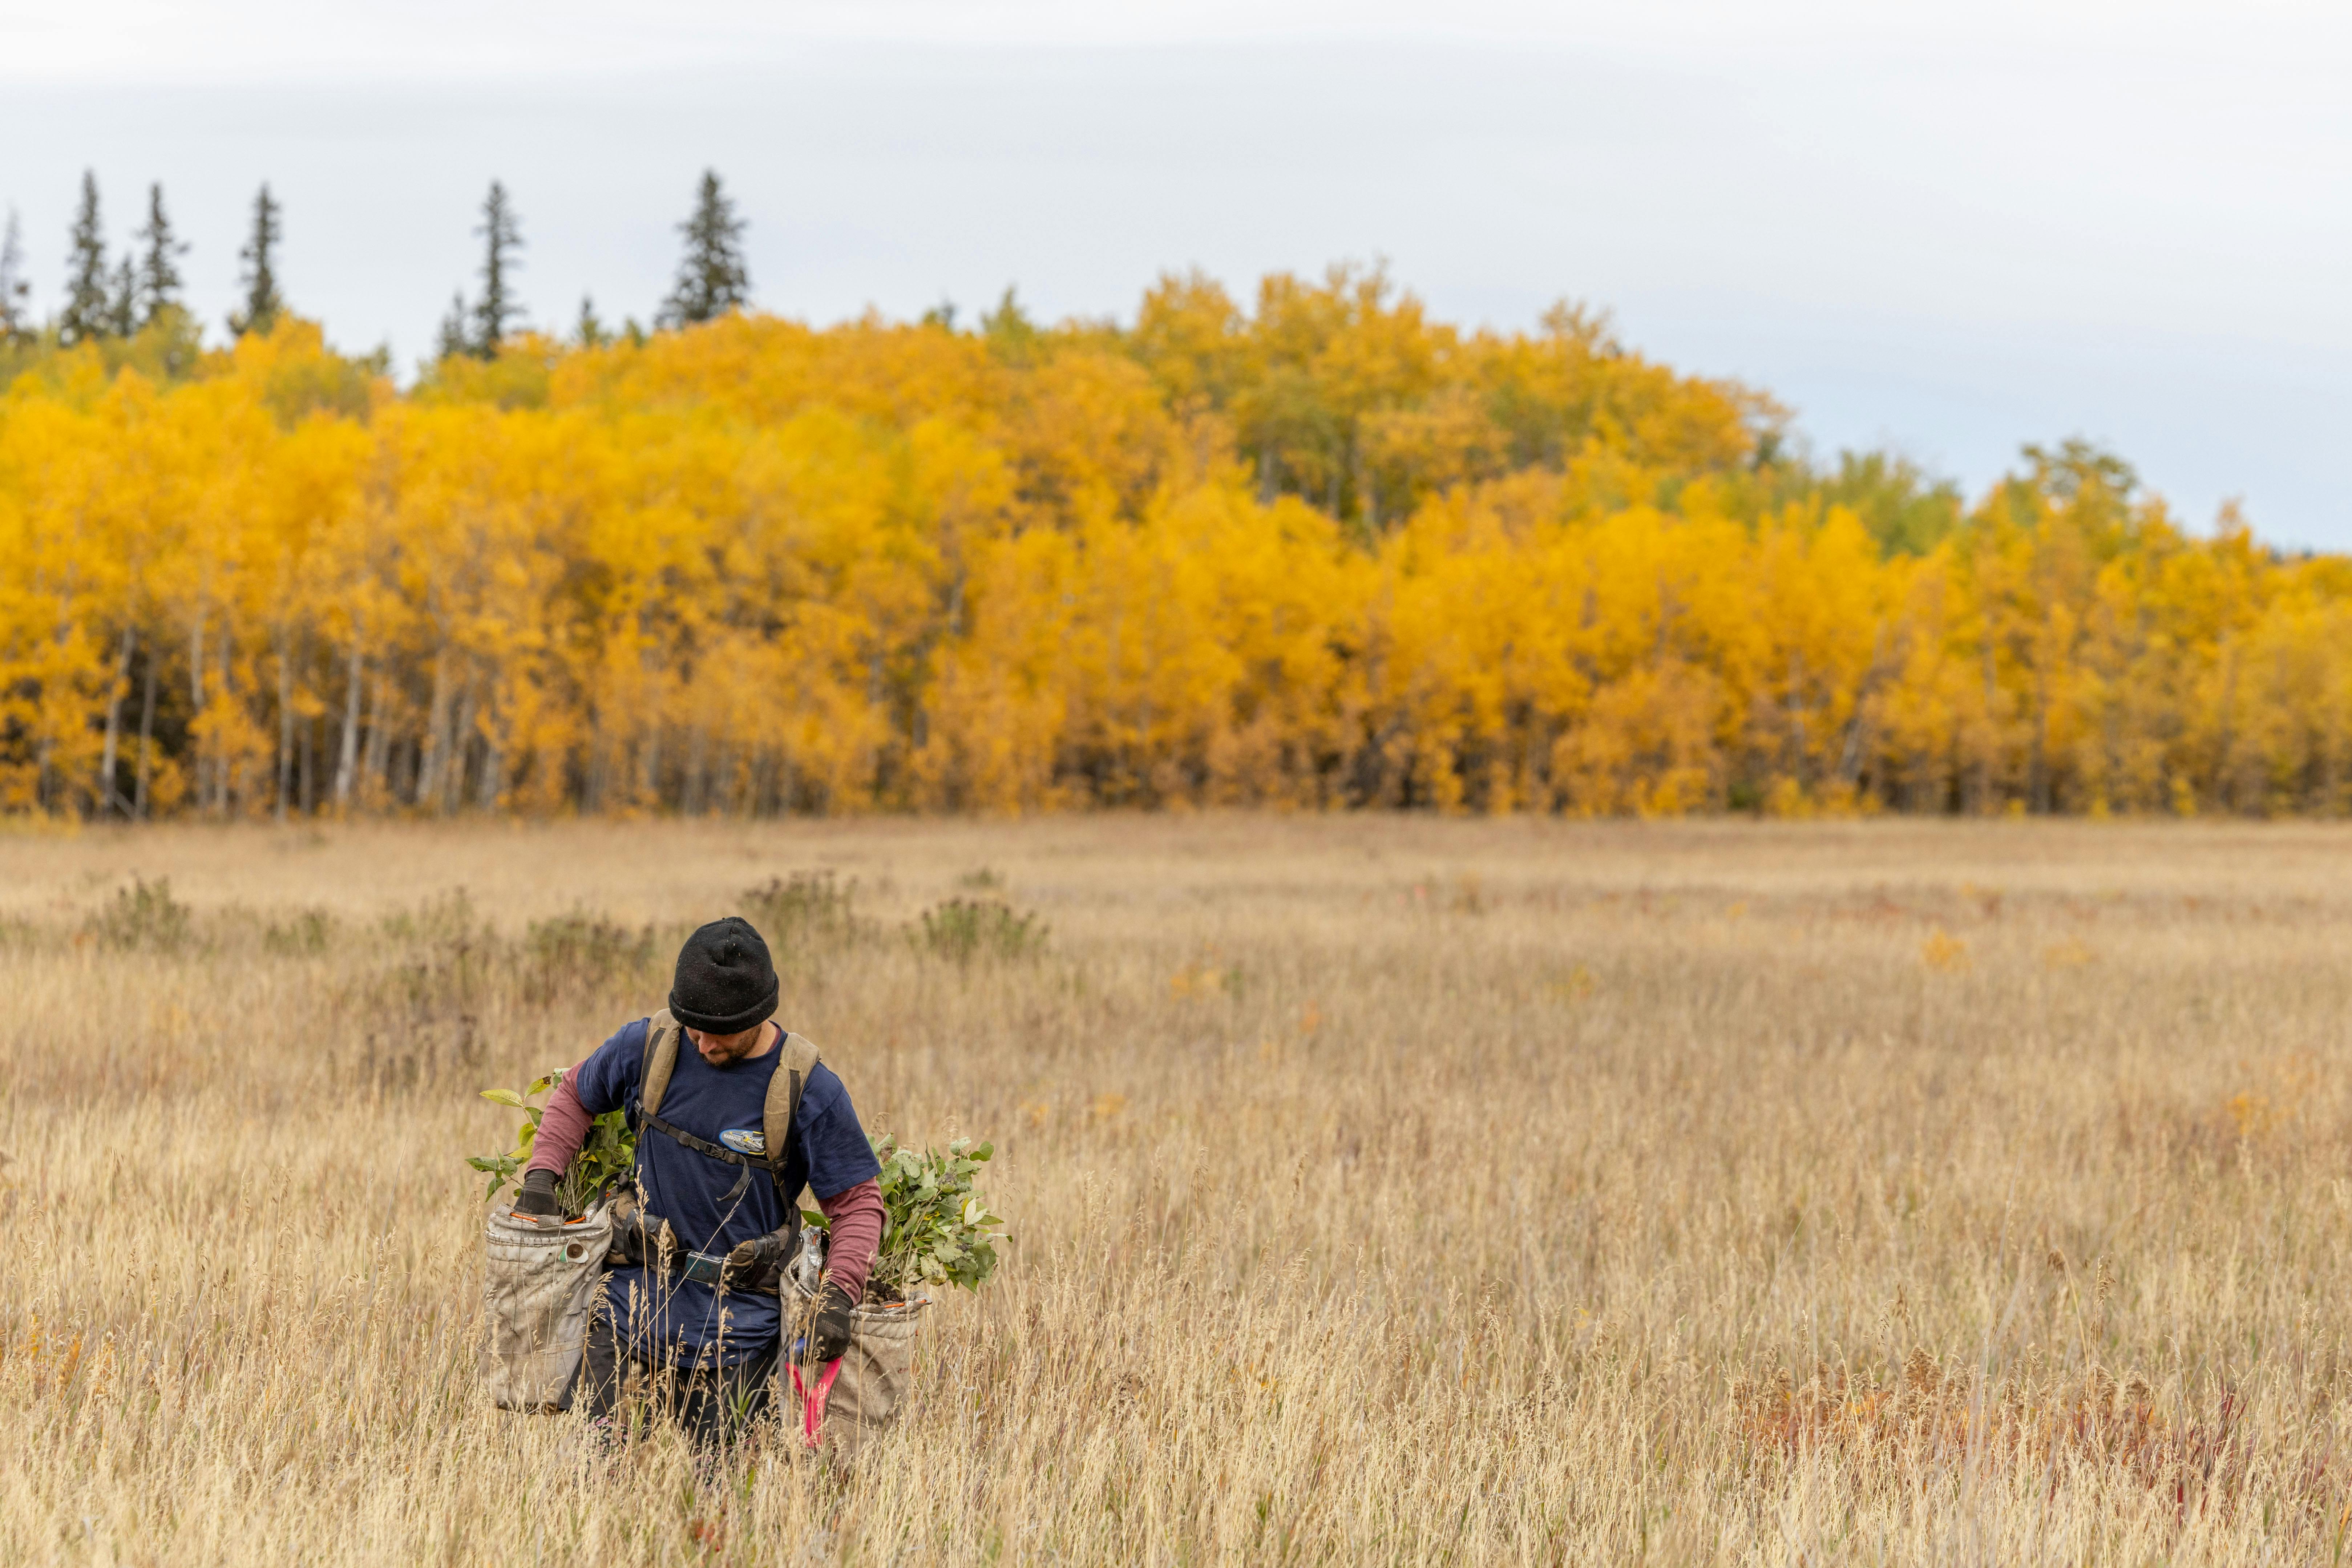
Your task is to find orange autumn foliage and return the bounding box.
[1,266,2344,820]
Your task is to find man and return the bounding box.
[514,914,886,1446]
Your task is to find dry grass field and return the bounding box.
[3,814,2351,1565]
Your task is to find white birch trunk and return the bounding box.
[476,701,504,813]
[444,676,477,817]
[97,624,134,815]
[275,626,296,821]
[134,643,157,820]
[361,667,390,808]
[334,639,364,809]
[417,646,451,808]
[187,612,207,811]
[219,618,237,813]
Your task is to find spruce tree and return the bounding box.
[433,291,470,361]
[576,295,606,348]
[133,183,188,327]
[0,209,28,342]
[470,181,523,357]
[657,170,749,329]
[58,171,110,345]
[106,253,138,338]
[229,183,286,338]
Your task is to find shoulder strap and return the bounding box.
[763,1032,822,1196]
[640,1009,680,1118]
[635,1020,821,1203]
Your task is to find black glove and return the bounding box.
[721,1229,789,1292]
[801,1278,857,1365]
[606,1186,645,1266]
[511,1168,562,1220]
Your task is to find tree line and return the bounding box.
[0,251,2341,822]
[0,170,753,365]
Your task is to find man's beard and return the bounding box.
[700,1028,764,1066]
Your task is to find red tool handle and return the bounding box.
[789,1359,843,1449]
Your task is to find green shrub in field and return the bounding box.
[369,890,498,1025]
[264,908,335,955]
[520,910,658,1001]
[375,887,483,946]
[741,871,866,954]
[88,877,192,953]
[912,898,1047,966]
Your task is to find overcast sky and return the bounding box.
[2,1,2347,545]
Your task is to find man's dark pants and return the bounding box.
[575,1298,780,1448]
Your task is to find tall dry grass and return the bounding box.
[2,815,2350,1564]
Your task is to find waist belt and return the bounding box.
[632,1204,799,1296]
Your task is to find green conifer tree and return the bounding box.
[434,291,470,361]
[106,252,138,338]
[133,183,188,327]
[576,294,606,348]
[470,181,523,357]
[0,209,29,342]
[229,184,286,338]
[657,170,749,329]
[58,171,110,345]
[981,286,1039,364]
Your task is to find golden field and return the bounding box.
[1,815,2348,1564]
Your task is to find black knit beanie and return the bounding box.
[668,916,779,1034]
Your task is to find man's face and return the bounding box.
[687,1022,767,1066]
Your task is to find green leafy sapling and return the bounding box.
[804,1134,1007,1298]
[467,1071,635,1217]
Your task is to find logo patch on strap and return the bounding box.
[719,1128,767,1156]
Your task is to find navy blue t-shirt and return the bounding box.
[573,1018,881,1366]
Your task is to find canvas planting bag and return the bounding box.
[482,1200,614,1411]
[787,1269,931,1460]
[821,1295,930,1460]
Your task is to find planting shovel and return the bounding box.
[789,1357,843,1448]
